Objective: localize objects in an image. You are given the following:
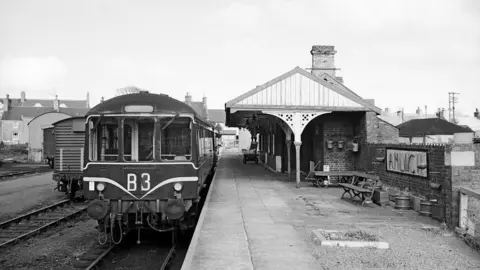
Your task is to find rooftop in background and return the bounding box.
[183,92,207,119]
[2,107,89,121]
[397,118,473,137]
[1,91,91,121]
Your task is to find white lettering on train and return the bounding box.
[127,173,137,191]
[127,173,151,192]
[141,173,151,191]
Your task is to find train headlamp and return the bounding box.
[96,183,105,191]
[173,183,183,192]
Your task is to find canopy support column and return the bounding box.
[294,141,302,188]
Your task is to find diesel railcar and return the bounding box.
[51,116,86,198]
[83,91,218,244]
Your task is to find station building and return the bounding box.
[225,45,399,187]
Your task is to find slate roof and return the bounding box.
[208,109,226,123]
[378,113,438,126]
[397,118,473,137]
[1,107,90,121]
[7,98,87,108]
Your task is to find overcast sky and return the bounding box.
[0,0,479,115]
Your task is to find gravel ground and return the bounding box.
[303,224,480,270]
[0,213,98,270]
[0,172,65,222]
[94,229,192,270]
[0,214,192,270]
[294,196,480,270]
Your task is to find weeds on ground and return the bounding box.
[323,230,379,242]
[0,143,28,162]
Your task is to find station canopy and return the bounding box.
[225,66,381,128]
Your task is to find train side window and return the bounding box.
[160,117,191,161]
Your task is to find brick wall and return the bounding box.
[362,143,449,198]
[361,143,455,227]
[365,111,399,144]
[321,112,360,171]
[357,112,399,169]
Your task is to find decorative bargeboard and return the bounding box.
[386,148,428,178]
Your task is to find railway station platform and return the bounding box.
[181,148,480,270]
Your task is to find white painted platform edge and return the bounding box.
[180,168,218,270]
[312,230,389,249]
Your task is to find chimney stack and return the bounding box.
[21,91,26,104]
[202,96,207,108]
[86,92,90,108]
[474,108,479,119]
[436,108,446,120]
[53,95,59,111]
[310,45,337,78]
[2,94,9,112]
[185,92,192,105]
[416,106,421,116]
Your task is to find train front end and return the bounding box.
[82,93,208,244]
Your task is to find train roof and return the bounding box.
[51,116,86,126]
[86,92,197,116]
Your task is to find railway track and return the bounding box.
[0,199,87,248]
[74,239,177,270]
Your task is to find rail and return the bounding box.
[79,242,177,270]
[0,199,87,248]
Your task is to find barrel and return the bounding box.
[419,201,432,216]
[394,196,411,210]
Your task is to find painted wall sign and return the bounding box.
[386,148,428,177]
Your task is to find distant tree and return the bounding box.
[115,86,146,96]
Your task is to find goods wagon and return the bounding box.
[52,116,85,198]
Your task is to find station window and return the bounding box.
[161,117,191,161]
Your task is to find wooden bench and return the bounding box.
[338,172,380,206]
[311,171,356,187]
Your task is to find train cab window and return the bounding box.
[123,117,155,162]
[160,117,191,161]
[88,117,119,161]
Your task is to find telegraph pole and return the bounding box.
[448,92,459,123]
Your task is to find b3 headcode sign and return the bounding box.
[386,148,428,178]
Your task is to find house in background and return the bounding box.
[183,93,248,148]
[397,117,473,144]
[455,109,480,136]
[0,91,90,144]
[184,92,208,119]
[378,106,437,126]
